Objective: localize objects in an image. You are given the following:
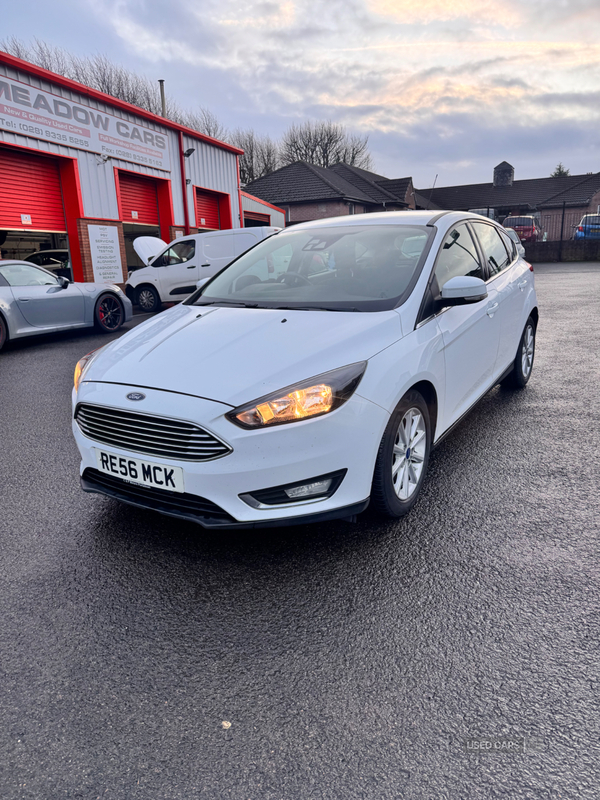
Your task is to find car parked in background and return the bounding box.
[73,211,538,530]
[502,216,540,243]
[0,261,131,352]
[504,227,526,257]
[573,214,600,239]
[24,249,73,281]
[126,226,281,312]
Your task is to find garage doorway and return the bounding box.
[0,147,73,279]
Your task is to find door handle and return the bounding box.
[518,280,528,291]
[18,297,30,302]
[201,263,210,267]
[486,302,499,317]
[187,265,195,269]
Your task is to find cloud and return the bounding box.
[78,0,600,183]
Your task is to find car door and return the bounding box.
[470,221,527,376]
[152,240,199,301]
[428,223,501,430]
[0,263,85,328]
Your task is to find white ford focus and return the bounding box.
[72,211,538,529]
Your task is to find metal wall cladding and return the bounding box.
[0,64,240,229]
[182,134,241,229]
[242,193,286,227]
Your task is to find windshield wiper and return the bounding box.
[273,305,361,312]
[194,300,259,308]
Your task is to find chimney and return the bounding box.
[493,161,514,187]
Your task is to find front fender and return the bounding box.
[357,320,445,431]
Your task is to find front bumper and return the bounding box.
[72,381,389,528]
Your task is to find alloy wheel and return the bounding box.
[521,324,534,378]
[98,296,123,331]
[391,407,427,501]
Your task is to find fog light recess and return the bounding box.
[240,470,347,508]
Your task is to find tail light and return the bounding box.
[578,226,584,232]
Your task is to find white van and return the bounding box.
[126,227,281,312]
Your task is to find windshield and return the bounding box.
[188,224,432,311]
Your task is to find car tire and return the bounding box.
[94,293,125,333]
[501,316,536,389]
[136,285,161,313]
[371,389,431,518]
[0,314,7,352]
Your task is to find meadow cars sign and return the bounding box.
[0,77,171,172]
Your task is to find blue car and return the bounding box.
[573,215,600,239]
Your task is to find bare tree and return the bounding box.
[280,120,372,170]
[230,129,280,185]
[181,108,229,141]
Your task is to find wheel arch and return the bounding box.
[407,379,438,442]
[0,308,9,342]
[529,306,539,328]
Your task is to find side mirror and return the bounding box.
[57,275,70,289]
[441,275,487,304]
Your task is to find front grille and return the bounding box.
[82,468,237,526]
[75,403,231,462]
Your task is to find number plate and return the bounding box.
[94,449,185,493]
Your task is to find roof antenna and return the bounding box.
[427,174,438,210]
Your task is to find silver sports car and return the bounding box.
[0,260,132,352]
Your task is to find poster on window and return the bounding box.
[89,225,123,284]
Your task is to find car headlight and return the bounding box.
[227,362,366,429]
[74,345,106,391]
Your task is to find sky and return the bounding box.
[3,0,600,188]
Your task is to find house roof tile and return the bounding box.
[418,173,600,211]
[245,161,378,205]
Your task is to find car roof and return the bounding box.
[280,210,509,236]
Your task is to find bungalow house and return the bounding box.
[244,161,417,224]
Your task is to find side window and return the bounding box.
[434,224,483,291]
[498,228,517,262]
[156,240,195,267]
[472,223,510,277]
[0,263,58,286]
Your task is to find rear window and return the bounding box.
[503,217,535,228]
[582,216,600,225]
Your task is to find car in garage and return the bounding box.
[72,210,538,529]
[0,261,131,352]
[24,249,73,280]
[126,226,281,312]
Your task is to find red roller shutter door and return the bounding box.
[244,211,270,224]
[0,148,66,231]
[119,173,160,225]
[195,189,221,230]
